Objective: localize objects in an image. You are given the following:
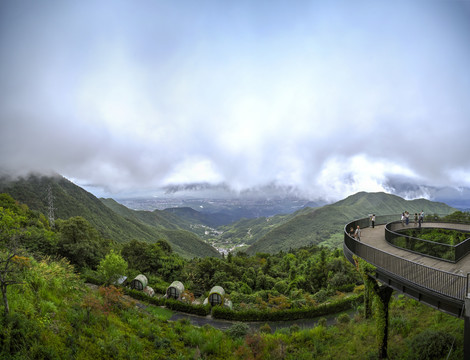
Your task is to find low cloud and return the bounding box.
[1,0,470,201]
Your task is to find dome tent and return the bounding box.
[208,286,225,306]
[130,274,148,291]
[166,281,185,300]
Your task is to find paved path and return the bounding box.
[360,225,470,275]
[170,309,356,331]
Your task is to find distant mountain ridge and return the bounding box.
[244,191,456,254]
[0,174,459,257]
[0,174,220,258]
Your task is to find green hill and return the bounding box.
[0,174,219,258]
[245,191,456,254]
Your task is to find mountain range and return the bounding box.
[243,191,456,254]
[0,174,457,257]
[0,174,219,258]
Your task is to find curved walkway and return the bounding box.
[344,220,470,318]
[361,224,470,275]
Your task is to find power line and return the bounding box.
[47,184,55,228]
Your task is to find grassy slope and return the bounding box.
[246,191,456,254]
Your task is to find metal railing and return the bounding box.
[344,216,468,301]
[385,221,470,263]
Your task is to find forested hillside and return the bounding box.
[245,191,456,254]
[0,174,219,258]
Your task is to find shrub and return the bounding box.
[407,329,455,360]
[165,298,210,316]
[353,284,365,294]
[289,324,300,333]
[212,294,363,322]
[273,280,289,295]
[337,313,350,324]
[259,323,272,334]
[226,322,250,339]
[313,289,331,303]
[81,270,102,286]
[317,317,327,327]
[123,287,210,315]
[238,282,252,295]
[390,315,412,337]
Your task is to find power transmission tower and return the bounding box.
[47,184,55,228]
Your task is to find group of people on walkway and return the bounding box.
[349,211,427,243]
[401,210,425,228]
[349,225,361,241]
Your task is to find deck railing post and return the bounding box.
[465,280,470,360]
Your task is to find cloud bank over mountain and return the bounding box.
[1,0,470,201]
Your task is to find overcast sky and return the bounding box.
[1,0,470,200]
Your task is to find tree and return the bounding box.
[56,216,111,269]
[0,206,25,317]
[121,240,162,273]
[156,239,172,254]
[97,250,128,286]
[0,241,22,317]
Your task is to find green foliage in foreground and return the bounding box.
[0,255,464,359]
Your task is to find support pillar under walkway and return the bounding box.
[465,298,470,360]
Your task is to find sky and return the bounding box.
[1,0,470,201]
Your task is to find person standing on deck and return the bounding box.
[349,227,355,238]
[418,211,424,228]
[371,214,376,228]
[355,225,361,241]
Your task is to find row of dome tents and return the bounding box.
[130,275,231,308]
[130,277,186,300]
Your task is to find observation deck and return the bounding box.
[343,216,470,318]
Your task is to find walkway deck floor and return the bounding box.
[360,225,470,275]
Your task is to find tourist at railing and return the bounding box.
[349,226,355,238]
[418,210,424,228]
[355,225,361,241]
